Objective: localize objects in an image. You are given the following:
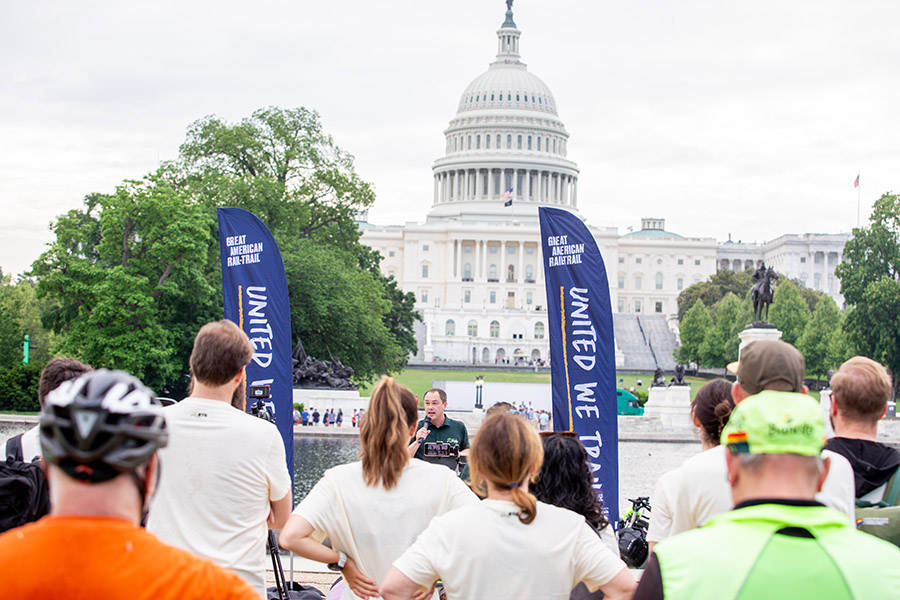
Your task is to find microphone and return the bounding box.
[419,416,432,442]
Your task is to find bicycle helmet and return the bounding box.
[41,369,168,483]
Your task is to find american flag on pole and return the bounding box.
[502,188,514,206]
[854,174,860,188]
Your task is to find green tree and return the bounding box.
[769,280,811,346]
[178,106,375,247]
[798,295,842,379]
[0,271,57,367]
[699,293,751,368]
[175,107,419,375]
[282,239,408,381]
[32,178,219,394]
[826,314,856,370]
[835,192,900,394]
[675,299,713,365]
[677,269,752,320]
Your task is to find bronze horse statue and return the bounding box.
[751,266,778,323]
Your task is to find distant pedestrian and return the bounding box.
[352,409,358,427]
[337,409,344,428]
[301,408,310,426]
[313,409,320,426]
[293,407,301,425]
[539,411,550,431]
[324,409,331,427]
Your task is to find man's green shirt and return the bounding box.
[412,416,470,469]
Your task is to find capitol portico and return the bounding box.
[360,3,850,366]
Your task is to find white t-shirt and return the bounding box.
[18,426,41,462]
[647,444,857,543]
[393,499,627,600]
[295,459,477,600]
[147,397,292,597]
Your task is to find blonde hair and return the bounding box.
[832,356,893,423]
[470,412,543,524]
[359,376,418,490]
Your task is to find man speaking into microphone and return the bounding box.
[408,388,470,472]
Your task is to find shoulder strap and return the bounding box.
[884,467,900,506]
[5,433,24,462]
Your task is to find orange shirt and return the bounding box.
[0,516,260,600]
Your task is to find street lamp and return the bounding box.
[474,376,484,409]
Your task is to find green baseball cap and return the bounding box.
[721,391,825,456]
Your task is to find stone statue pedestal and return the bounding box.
[644,385,693,431]
[292,388,366,412]
[820,389,835,439]
[737,326,783,356]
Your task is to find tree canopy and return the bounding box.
[674,299,712,366]
[677,269,752,320]
[769,280,811,346]
[835,192,900,393]
[698,293,751,369]
[29,106,420,393]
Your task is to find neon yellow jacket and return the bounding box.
[653,502,900,599]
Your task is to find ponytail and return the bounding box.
[470,412,543,525]
[360,377,418,489]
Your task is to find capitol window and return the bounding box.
[526,264,534,281]
[618,275,624,289]
[656,273,663,290]
[507,134,512,148]
[677,258,684,265]
[468,136,472,150]
[635,276,642,290]
[423,244,429,252]
[508,246,516,254]
[490,291,496,303]
[476,135,481,149]
[507,93,511,101]
[516,93,520,101]
[489,264,498,280]
[497,134,501,147]
[446,320,455,336]
[677,278,684,290]
[534,322,545,339]
[635,257,642,264]
[524,94,528,102]
[491,93,495,100]
[421,290,428,302]
[465,291,472,303]
[527,136,532,150]
[800,257,806,263]
[517,135,522,149]
[618,257,624,263]
[463,263,472,280]
[526,291,533,304]
[464,245,472,253]
[618,299,625,313]
[537,137,542,151]
[490,246,498,254]
[486,135,491,149]
[490,321,500,338]
[422,264,429,278]
[388,251,395,257]
[655,302,663,313]
[468,320,478,336]
[553,139,556,153]
[526,247,534,255]
[695,259,701,266]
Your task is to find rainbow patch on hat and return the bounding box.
[725,431,750,453]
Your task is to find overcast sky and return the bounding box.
[1,0,898,277]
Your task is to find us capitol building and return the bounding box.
[360,4,848,366]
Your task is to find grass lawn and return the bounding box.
[358,370,713,403]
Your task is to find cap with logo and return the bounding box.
[721,391,825,456]
[727,340,805,396]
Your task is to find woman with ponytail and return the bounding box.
[646,378,736,551]
[382,412,635,600]
[279,378,476,599]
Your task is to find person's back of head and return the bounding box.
[470,412,543,524]
[730,340,806,401]
[360,376,418,490]
[189,320,254,387]
[831,356,892,426]
[692,379,736,446]
[40,369,168,518]
[533,432,606,531]
[38,357,92,408]
[485,401,516,417]
[721,392,826,502]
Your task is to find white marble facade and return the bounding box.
[359,6,850,363]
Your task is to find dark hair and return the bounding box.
[189,320,253,386]
[485,401,515,417]
[38,357,93,407]
[533,433,608,531]
[692,379,735,445]
[360,377,418,490]
[423,388,447,403]
[470,412,543,524]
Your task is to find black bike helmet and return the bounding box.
[41,369,168,483]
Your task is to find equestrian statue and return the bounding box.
[750,263,779,324]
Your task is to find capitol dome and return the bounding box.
[429,5,579,220]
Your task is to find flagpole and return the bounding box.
[857,174,860,228]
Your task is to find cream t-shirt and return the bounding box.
[647,444,857,543]
[147,397,292,597]
[295,459,478,600]
[393,499,627,600]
